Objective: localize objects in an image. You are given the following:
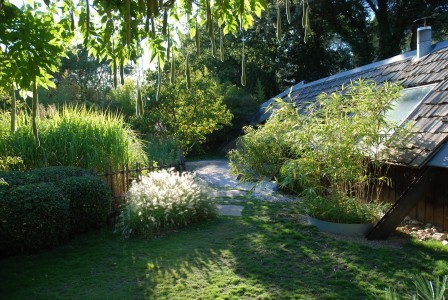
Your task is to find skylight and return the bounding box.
[386,84,436,124]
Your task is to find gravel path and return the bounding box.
[186,159,300,203]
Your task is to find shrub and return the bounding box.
[276,160,305,194]
[299,191,390,224]
[0,182,69,255]
[59,176,112,234]
[0,170,38,186]
[119,169,217,238]
[230,80,410,223]
[0,166,91,187]
[30,166,91,182]
[0,156,25,171]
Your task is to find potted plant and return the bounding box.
[230,79,410,236]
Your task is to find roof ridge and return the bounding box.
[292,39,448,92]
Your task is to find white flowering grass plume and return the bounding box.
[119,169,217,238]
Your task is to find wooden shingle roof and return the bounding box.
[260,40,448,169]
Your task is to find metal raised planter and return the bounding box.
[307,216,374,237]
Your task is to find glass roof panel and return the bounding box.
[386,84,435,123]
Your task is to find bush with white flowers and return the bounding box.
[119,169,217,237]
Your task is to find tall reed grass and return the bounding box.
[0,106,147,171]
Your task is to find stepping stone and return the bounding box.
[216,204,244,216]
[211,189,247,198]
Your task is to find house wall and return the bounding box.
[380,164,448,231]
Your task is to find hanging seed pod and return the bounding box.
[151,16,156,36]
[152,0,159,17]
[286,0,291,24]
[167,33,171,61]
[156,59,161,101]
[170,52,176,84]
[70,12,75,31]
[241,53,246,86]
[10,83,16,133]
[219,26,224,62]
[239,0,244,31]
[211,29,217,57]
[162,8,168,35]
[32,80,40,148]
[137,81,143,116]
[125,0,131,46]
[113,56,118,89]
[185,55,191,91]
[206,0,212,34]
[195,20,200,55]
[302,1,306,27]
[145,0,152,32]
[86,0,90,32]
[276,3,282,42]
[304,6,310,43]
[120,57,125,85]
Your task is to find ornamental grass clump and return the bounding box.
[119,169,217,238]
[0,105,147,171]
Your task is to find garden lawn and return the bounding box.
[1,199,447,299]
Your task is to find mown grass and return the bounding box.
[1,199,447,299]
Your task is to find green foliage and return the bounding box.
[383,275,447,300]
[140,67,232,154]
[200,83,261,153]
[0,105,147,171]
[0,166,88,187]
[230,79,409,223]
[59,176,112,234]
[299,191,389,223]
[0,166,113,255]
[0,2,70,91]
[106,79,137,117]
[118,169,217,238]
[229,99,298,181]
[0,156,24,171]
[144,137,179,165]
[0,182,70,255]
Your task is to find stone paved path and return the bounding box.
[186,160,300,216]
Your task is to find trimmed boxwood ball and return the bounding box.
[0,182,69,255]
[59,176,112,234]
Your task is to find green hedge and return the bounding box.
[0,182,69,255]
[59,176,112,234]
[0,166,90,187]
[0,166,113,255]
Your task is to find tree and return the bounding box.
[137,66,232,155]
[0,2,71,144]
[314,0,448,63]
[0,0,274,147]
[186,0,353,97]
[39,47,114,106]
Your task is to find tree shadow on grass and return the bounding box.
[1,200,447,299]
[132,201,448,299]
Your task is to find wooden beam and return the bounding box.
[367,167,440,240]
